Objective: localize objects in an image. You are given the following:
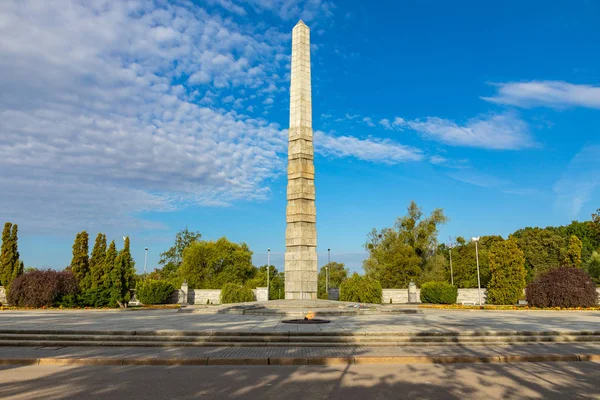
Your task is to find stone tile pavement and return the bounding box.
[0,309,598,333]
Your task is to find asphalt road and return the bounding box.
[0,362,599,400]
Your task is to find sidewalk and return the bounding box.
[0,343,599,366]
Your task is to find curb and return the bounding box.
[1,354,598,367]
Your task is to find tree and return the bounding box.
[585,251,600,285]
[591,209,600,244]
[179,237,255,289]
[109,237,136,308]
[563,235,583,268]
[247,265,285,300]
[158,227,202,284]
[318,262,348,299]
[395,201,449,261]
[89,233,107,289]
[70,231,90,290]
[1,222,21,289]
[363,201,448,288]
[364,228,422,288]
[487,238,526,305]
[102,240,117,289]
[511,227,566,280]
[418,253,449,284]
[448,236,503,288]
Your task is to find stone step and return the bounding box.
[0,334,599,346]
[1,337,600,348]
[1,329,599,337]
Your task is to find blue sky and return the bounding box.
[0,0,599,274]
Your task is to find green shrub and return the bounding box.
[220,283,254,304]
[526,267,598,308]
[135,280,175,305]
[339,273,382,304]
[420,281,457,304]
[77,287,112,307]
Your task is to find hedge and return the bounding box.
[526,267,598,308]
[136,280,175,305]
[339,273,382,304]
[420,281,457,304]
[220,283,254,304]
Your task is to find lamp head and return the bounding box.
[471,237,480,242]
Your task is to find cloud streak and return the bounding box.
[482,81,600,109]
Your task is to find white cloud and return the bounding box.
[244,0,335,21]
[315,131,423,164]
[362,117,375,127]
[379,118,391,129]
[482,81,600,109]
[405,112,535,150]
[553,145,600,218]
[0,0,289,233]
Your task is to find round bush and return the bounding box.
[220,283,254,304]
[8,269,79,307]
[420,281,457,304]
[339,273,382,304]
[526,267,598,308]
[135,280,175,305]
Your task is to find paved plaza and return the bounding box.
[0,308,598,333]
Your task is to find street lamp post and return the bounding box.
[471,237,482,305]
[144,247,148,275]
[267,248,270,301]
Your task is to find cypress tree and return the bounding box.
[487,238,527,305]
[7,224,21,288]
[103,240,117,288]
[0,222,13,287]
[70,231,90,290]
[110,237,135,308]
[89,233,107,289]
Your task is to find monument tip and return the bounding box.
[295,19,307,27]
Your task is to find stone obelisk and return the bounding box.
[285,20,317,300]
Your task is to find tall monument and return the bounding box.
[285,20,317,300]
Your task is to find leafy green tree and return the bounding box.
[487,238,526,305]
[418,253,449,284]
[89,233,107,288]
[1,223,21,289]
[563,235,583,268]
[158,227,202,285]
[179,237,255,289]
[363,202,448,288]
[318,262,348,299]
[109,237,136,308]
[70,231,90,290]
[395,201,449,261]
[551,221,599,262]
[339,273,382,304]
[364,228,422,288]
[592,209,600,244]
[448,236,503,288]
[103,240,117,288]
[512,227,566,280]
[246,264,284,300]
[585,251,600,285]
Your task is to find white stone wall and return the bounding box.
[189,289,222,305]
[0,286,6,304]
[382,289,409,304]
[456,288,488,305]
[254,287,268,302]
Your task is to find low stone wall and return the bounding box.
[382,288,488,304]
[457,288,488,305]
[0,286,6,304]
[328,288,339,301]
[189,289,222,305]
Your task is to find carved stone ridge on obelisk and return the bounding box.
[285,20,317,300]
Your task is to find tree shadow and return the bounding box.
[0,358,598,400]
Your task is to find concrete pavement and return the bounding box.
[0,362,599,399]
